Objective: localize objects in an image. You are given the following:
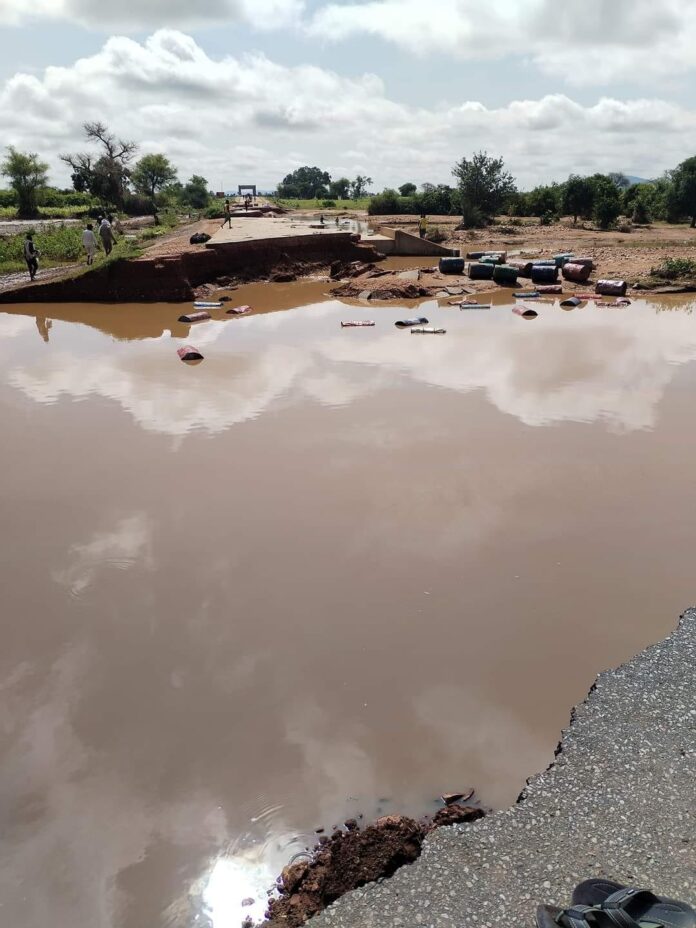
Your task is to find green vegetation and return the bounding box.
[273,197,371,211]
[1,147,49,219]
[131,153,178,221]
[276,166,373,201]
[368,184,459,216]
[453,151,517,228]
[650,257,696,280]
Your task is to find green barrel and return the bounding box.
[493,264,518,286]
[468,262,495,280]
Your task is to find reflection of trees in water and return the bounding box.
[655,301,695,314]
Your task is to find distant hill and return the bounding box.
[625,175,652,186]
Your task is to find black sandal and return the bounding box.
[571,884,696,928]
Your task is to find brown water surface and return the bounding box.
[2,287,696,928]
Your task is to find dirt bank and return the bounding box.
[0,221,385,304]
[264,804,486,928]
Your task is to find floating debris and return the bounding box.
[395,317,429,328]
[193,300,223,309]
[225,305,253,315]
[411,327,446,334]
[177,346,204,362]
[178,311,211,323]
[341,320,376,327]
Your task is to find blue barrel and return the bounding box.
[554,253,574,268]
[439,257,465,275]
[467,251,486,259]
[493,264,518,286]
[468,262,495,280]
[532,259,556,267]
[531,265,559,284]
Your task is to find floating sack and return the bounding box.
[193,301,223,309]
[537,285,563,294]
[531,265,559,284]
[466,251,486,259]
[341,320,375,327]
[554,253,574,268]
[562,262,592,283]
[410,327,446,334]
[507,260,534,277]
[513,307,538,319]
[560,296,582,308]
[468,262,495,280]
[226,305,252,315]
[177,346,204,361]
[493,264,519,286]
[178,311,211,323]
[395,317,429,328]
[596,279,628,296]
[439,257,465,274]
[514,291,540,299]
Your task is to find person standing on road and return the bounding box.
[23,232,39,280]
[419,214,428,239]
[223,199,232,228]
[99,217,115,256]
[82,223,99,265]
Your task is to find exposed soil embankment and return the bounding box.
[0,235,384,304]
[264,804,485,927]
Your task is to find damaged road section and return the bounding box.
[265,806,485,927]
[310,608,696,928]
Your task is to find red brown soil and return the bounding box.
[265,805,485,928]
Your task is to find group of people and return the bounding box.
[82,215,118,265]
[23,214,119,282]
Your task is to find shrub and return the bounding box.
[426,227,447,243]
[650,257,696,279]
[321,199,336,208]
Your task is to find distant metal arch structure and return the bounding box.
[238,185,257,197]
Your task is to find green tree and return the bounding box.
[561,174,594,224]
[182,174,210,209]
[669,156,696,227]
[1,146,49,218]
[399,182,417,197]
[277,166,331,199]
[328,177,351,199]
[350,175,373,199]
[590,175,622,229]
[452,151,516,228]
[61,121,137,210]
[526,183,560,217]
[132,153,178,221]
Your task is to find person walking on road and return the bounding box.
[419,214,428,239]
[223,199,232,228]
[99,217,115,256]
[23,232,39,280]
[82,223,99,265]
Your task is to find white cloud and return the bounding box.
[2,30,696,191]
[308,0,696,85]
[0,0,304,30]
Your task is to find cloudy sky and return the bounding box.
[1,0,696,192]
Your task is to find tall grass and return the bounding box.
[273,197,371,211]
[0,224,142,274]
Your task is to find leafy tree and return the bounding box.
[669,156,696,227]
[328,177,351,199]
[61,122,137,210]
[1,147,49,218]
[399,182,417,197]
[631,197,651,224]
[132,154,178,221]
[590,175,622,229]
[561,174,594,224]
[350,175,372,199]
[277,166,331,199]
[452,151,516,228]
[526,183,560,217]
[182,174,210,209]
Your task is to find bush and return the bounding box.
[321,199,336,208]
[650,258,696,279]
[632,199,651,224]
[122,193,153,216]
[539,211,555,226]
[426,227,447,243]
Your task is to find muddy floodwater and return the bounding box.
[2,283,696,928]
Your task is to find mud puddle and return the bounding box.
[2,285,696,927]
